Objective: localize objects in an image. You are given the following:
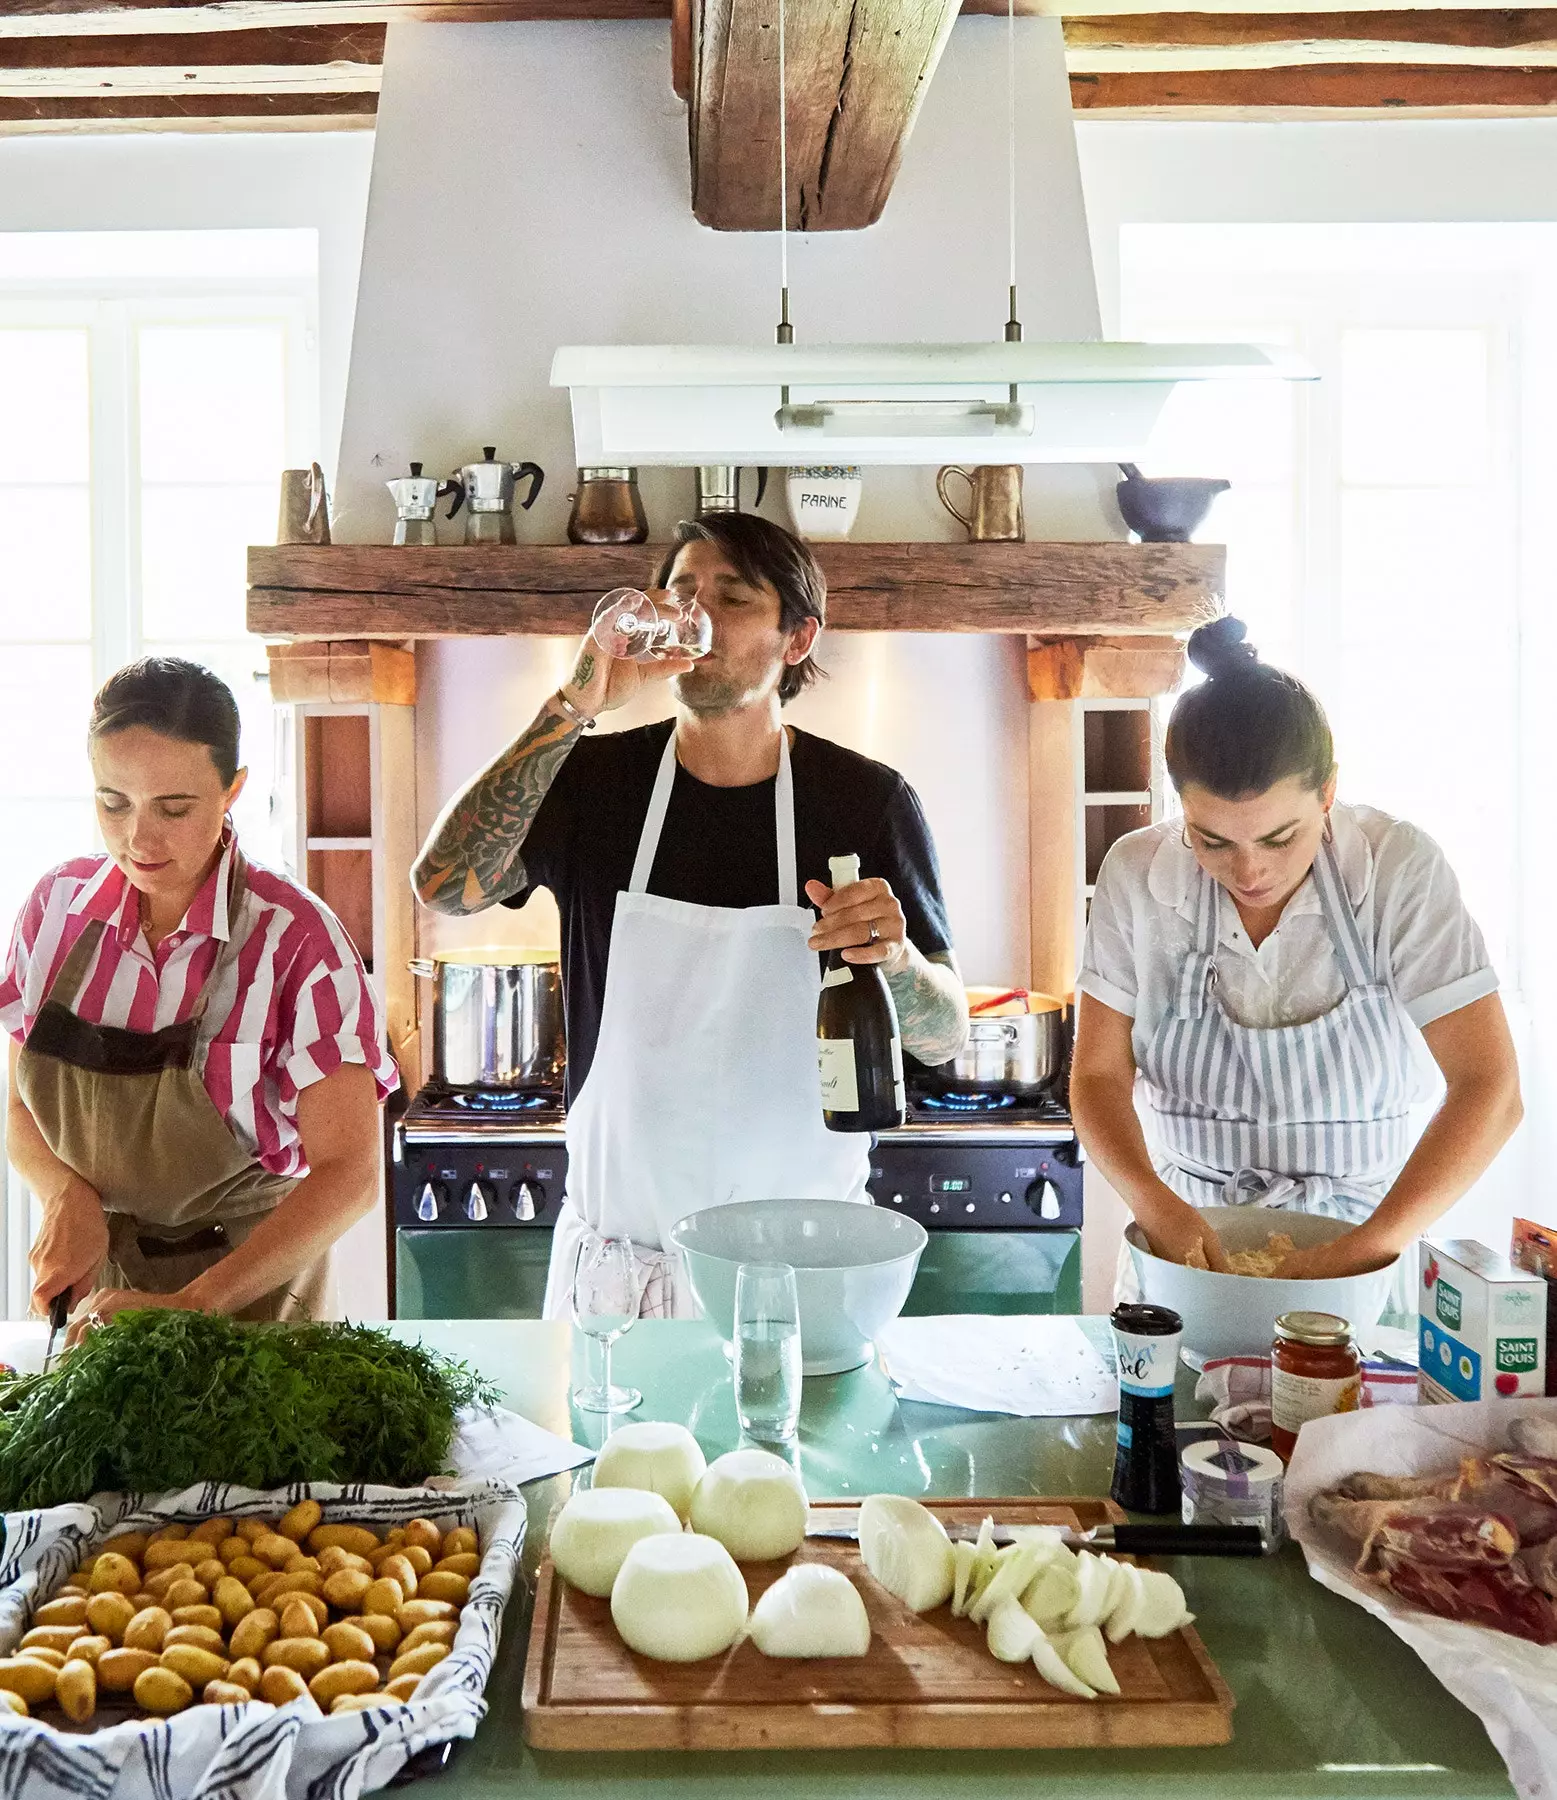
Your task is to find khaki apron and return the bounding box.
[15,853,334,1321]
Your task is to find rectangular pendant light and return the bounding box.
[551,341,1312,467]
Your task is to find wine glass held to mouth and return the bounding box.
[591,588,713,663]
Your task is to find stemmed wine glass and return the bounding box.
[571,1235,644,1414]
[591,588,713,662]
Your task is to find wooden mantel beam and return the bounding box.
[1065,8,1557,67]
[690,0,962,232]
[0,21,382,88]
[0,0,667,34]
[1070,59,1557,105]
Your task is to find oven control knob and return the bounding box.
[463,1181,492,1222]
[415,1181,443,1222]
[511,1181,540,1222]
[999,1191,1013,1205]
[1026,1178,1063,1222]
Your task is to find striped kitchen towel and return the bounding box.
[1195,1353,1419,1441]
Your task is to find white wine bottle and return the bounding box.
[816,853,906,1133]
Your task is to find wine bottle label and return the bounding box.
[817,1037,860,1112]
[890,1034,905,1107]
[820,965,853,989]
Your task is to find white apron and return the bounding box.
[1122,836,1418,1313]
[543,729,872,1320]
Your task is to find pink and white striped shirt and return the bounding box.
[0,831,399,1179]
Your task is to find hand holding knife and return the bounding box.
[43,1290,70,1373]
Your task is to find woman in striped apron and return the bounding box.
[2,657,399,1337]
[1071,616,1521,1291]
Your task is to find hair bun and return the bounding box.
[1187,615,1258,681]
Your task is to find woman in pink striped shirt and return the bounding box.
[1,656,398,1333]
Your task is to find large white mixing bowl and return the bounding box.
[1125,1206,1399,1362]
[670,1199,928,1376]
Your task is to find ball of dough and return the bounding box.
[610,1534,748,1662]
[549,1488,685,1599]
[689,1449,808,1562]
[592,1422,708,1523]
[749,1564,870,1658]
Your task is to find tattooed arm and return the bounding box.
[886,948,969,1067]
[412,630,695,916]
[805,876,969,1065]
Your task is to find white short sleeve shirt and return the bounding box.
[1079,802,1498,1078]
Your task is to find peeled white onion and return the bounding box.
[1051,1624,1121,1696]
[1103,1560,1146,1644]
[748,1564,871,1658]
[689,1449,808,1562]
[610,1533,748,1662]
[592,1421,708,1523]
[985,1595,1042,1663]
[857,1494,955,1614]
[1133,1567,1193,1639]
[549,1487,685,1598]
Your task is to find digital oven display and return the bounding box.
[931,1176,972,1194]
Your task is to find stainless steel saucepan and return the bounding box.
[409,948,564,1091]
[931,987,1069,1095]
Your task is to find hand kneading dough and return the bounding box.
[591,1421,708,1523]
[610,1534,748,1662]
[689,1450,808,1562]
[749,1564,870,1658]
[549,1488,684,1598]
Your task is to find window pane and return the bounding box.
[0,645,94,798]
[1341,329,1491,485]
[0,330,89,482]
[138,325,286,483]
[140,483,273,641]
[1218,484,1300,670]
[0,488,91,639]
[1340,488,1507,644]
[0,799,96,946]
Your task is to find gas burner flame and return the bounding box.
[448,1089,557,1112]
[918,1090,1019,1114]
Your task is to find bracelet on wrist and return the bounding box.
[553,689,596,730]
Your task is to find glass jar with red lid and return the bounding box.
[1270,1310,1361,1463]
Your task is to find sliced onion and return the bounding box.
[857,1495,955,1614]
[1051,1624,1120,1696]
[1031,1626,1097,1698]
[985,1595,1042,1663]
[1103,1561,1147,1644]
[1133,1568,1193,1639]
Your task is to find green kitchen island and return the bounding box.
[387,1318,1512,1800]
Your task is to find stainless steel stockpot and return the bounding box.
[409,948,565,1091]
[934,992,1068,1094]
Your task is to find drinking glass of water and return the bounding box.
[733,1262,802,1442]
[571,1236,644,1414]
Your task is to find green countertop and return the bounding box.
[388,1319,1511,1800]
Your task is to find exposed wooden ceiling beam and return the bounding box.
[1065,8,1557,66]
[0,85,374,120]
[1069,58,1557,102]
[0,20,383,88]
[0,0,666,37]
[691,0,962,231]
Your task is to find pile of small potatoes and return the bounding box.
[0,1501,478,1726]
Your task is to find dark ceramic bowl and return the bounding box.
[1115,466,1230,542]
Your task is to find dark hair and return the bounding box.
[1164,616,1334,799]
[653,512,827,704]
[89,656,242,786]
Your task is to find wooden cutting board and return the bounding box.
[522,1496,1235,1751]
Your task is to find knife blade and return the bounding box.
[42,1290,69,1374]
[805,1510,1268,1558]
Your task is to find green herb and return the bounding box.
[0,1311,499,1510]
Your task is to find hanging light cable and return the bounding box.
[776,0,792,349]
[1005,0,1021,408]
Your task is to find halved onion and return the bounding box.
[749,1565,870,1658]
[857,1495,955,1614]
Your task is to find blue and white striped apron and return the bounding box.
[1138,836,1416,1242]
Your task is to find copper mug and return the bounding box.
[936,464,1024,542]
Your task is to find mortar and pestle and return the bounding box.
[1115,464,1230,542]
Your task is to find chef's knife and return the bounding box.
[42,1290,69,1374]
[805,1511,1268,1558]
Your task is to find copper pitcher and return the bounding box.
[567,468,648,545]
[936,464,1024,542]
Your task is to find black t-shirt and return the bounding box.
[503,720,954,1103]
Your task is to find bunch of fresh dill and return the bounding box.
[0,1311,499,1510]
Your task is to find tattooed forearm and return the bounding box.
[412,702,581,915]
[887,949,969,1066]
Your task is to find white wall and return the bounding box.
[338,18,1118,992]
[0,131,374,485]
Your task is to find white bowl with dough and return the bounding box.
[1125,1206,1399,1362]
[670,1199,927,1377]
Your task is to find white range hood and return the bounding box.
[551,340,1310,467]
